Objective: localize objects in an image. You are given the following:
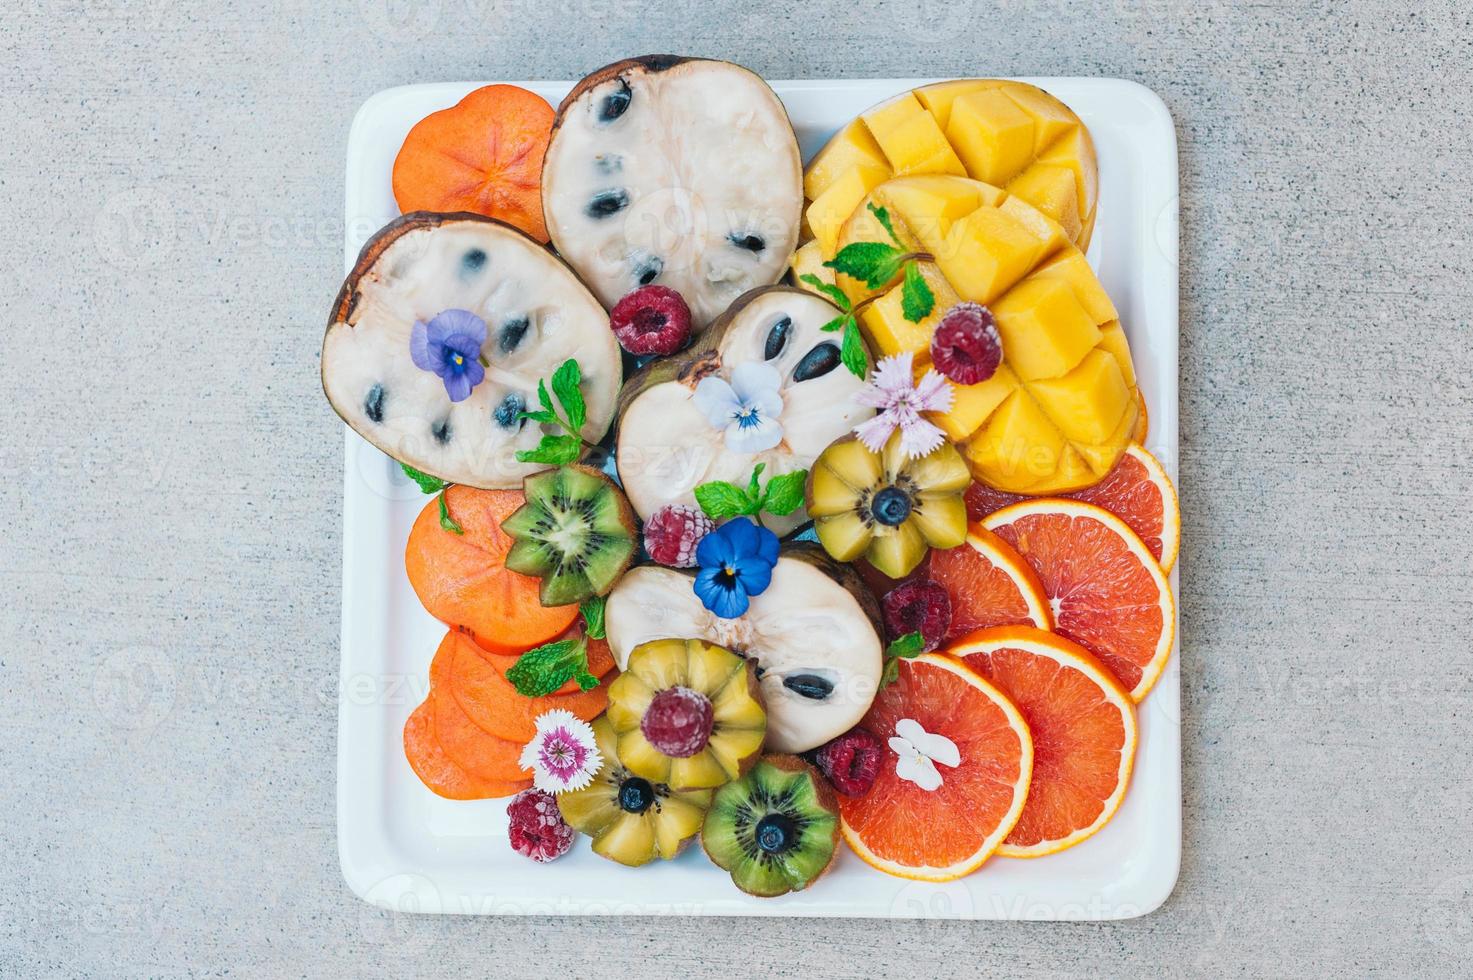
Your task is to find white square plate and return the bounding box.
[336,76,1180,919]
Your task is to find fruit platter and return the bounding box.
[329,64,1180,919]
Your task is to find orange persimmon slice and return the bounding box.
[392,84,555,242]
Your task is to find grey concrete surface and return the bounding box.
[2,0,1471,976]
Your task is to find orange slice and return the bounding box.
[965,443,1179,571]
[983,499,1175,701]
[839,654,1032,882]
[929,525,1051,642]
[951,626,1137,857]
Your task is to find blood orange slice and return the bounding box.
[951,626,1137,857]
[929,526,1051,642]
[839,654,1032,882]
[983,500,1175,701]
[965,444,1180,571]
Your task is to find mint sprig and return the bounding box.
[693,463,809,522]
[516,358,588,466]
[821,203,935,327]
[799,273,868,380]
[506,596,607,696]
[398,463,463,536]
[880,630,926,688]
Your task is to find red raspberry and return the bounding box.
[812,728,883,797]
[609,285,692,356]
[506,789,575,863]
[882,580,953,652]
[643,505,715,568]
[930,302,1002,385]
[641,686,715,758]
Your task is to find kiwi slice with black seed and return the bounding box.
[502,464,637,606]
[701,754,840,897]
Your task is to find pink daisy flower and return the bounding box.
[853,352,954,459]
[519,709,602,793]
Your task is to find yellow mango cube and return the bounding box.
[931,363,1020,442]
[998,86,1080,153]
[803,120,888,200]
[1030,251,1119,324]
[1006,164,1082,243]
[1037,127,1098,223]
[999,195,1070,260]
[992,278,1102,381]
[1024,349,1130,444]
[1072,397,1140,478]
[874,112,966,177]
[862,93,926,140]
[934,207,1049,304]
[947,89,1037,186]
[1095,321,1137,388]
[806,161,893,256]
[914,79,990,130]
[877,175,999,243]
[860,262,958,358]
[965,390,1068,492]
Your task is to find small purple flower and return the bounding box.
[411,308,487,402]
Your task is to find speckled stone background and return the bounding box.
[3,0,1471,975]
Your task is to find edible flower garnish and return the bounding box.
[692,517,779,619]
[692,362,785,454]
[853,352,953,460]
[410,308,487,402]
[520,708,602,794]
[888,717,960,792]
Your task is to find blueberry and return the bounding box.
[763,316,791,361]
[498,316,529,354]
[494,392,525,429]
[870,487,913,527]
[633,255,663,286]
[755,814,797,854]
[431,417,452,445]
[792,342,840,382]
[617,777,655,814]
[586,188,629,219]
[782,674,835,701]
[460,248,486,279]
[364,383,385,423]
[599,78,632,122]
[728,232,765,252]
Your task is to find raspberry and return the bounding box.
[882,580,953,652]
[643,505,715,568]
[930,302,1002,385]
[812,728,883,797]
[506,788,575,863]
[609,285,692,356]
[641,686,714,758]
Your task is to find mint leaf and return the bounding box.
[840,319,869,379]
[745,463,766,503]
[437,488,464,535]
[799,273,852,312]
[573,668,600,692]
[506,638,590,697]
[819,313,851,334]
[515,434,582,465]
[551,358,586,433]
[887,631,926,659]
[400,463,447,494]
[693,480,753,521]
[825,241,905,290]
[761,469,808,516]
[868,202,902,247]
[580,595,607,640]
[880,657,900,689]
[517,408,558,425]
[536,378,556,418]
[901,262,935,323]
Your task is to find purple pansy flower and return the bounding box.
[411,308,487,402]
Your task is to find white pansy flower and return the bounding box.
[692,361,785,454]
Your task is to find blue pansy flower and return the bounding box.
[411,308,487,402]
[692,517,780,619]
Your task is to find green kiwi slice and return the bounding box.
[701,754,840,897]
[502,464,637,606]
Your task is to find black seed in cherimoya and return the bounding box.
[586,188,629,219]
[494,392,525,430]
[792,342,840,382]
[763,316,791,361]
[460,248,487,279]
[782,674,835,701]
[498,316,529,354]
[599,78,632,123]
[634,255,663,286]
[431,417,452,445]
[728,232,765,252]
[364,383,385,423]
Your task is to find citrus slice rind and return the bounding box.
[1121,444,1180,572]
[982,498,1175,702]
[949,625,1137,858]
[838,653,1033,882]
